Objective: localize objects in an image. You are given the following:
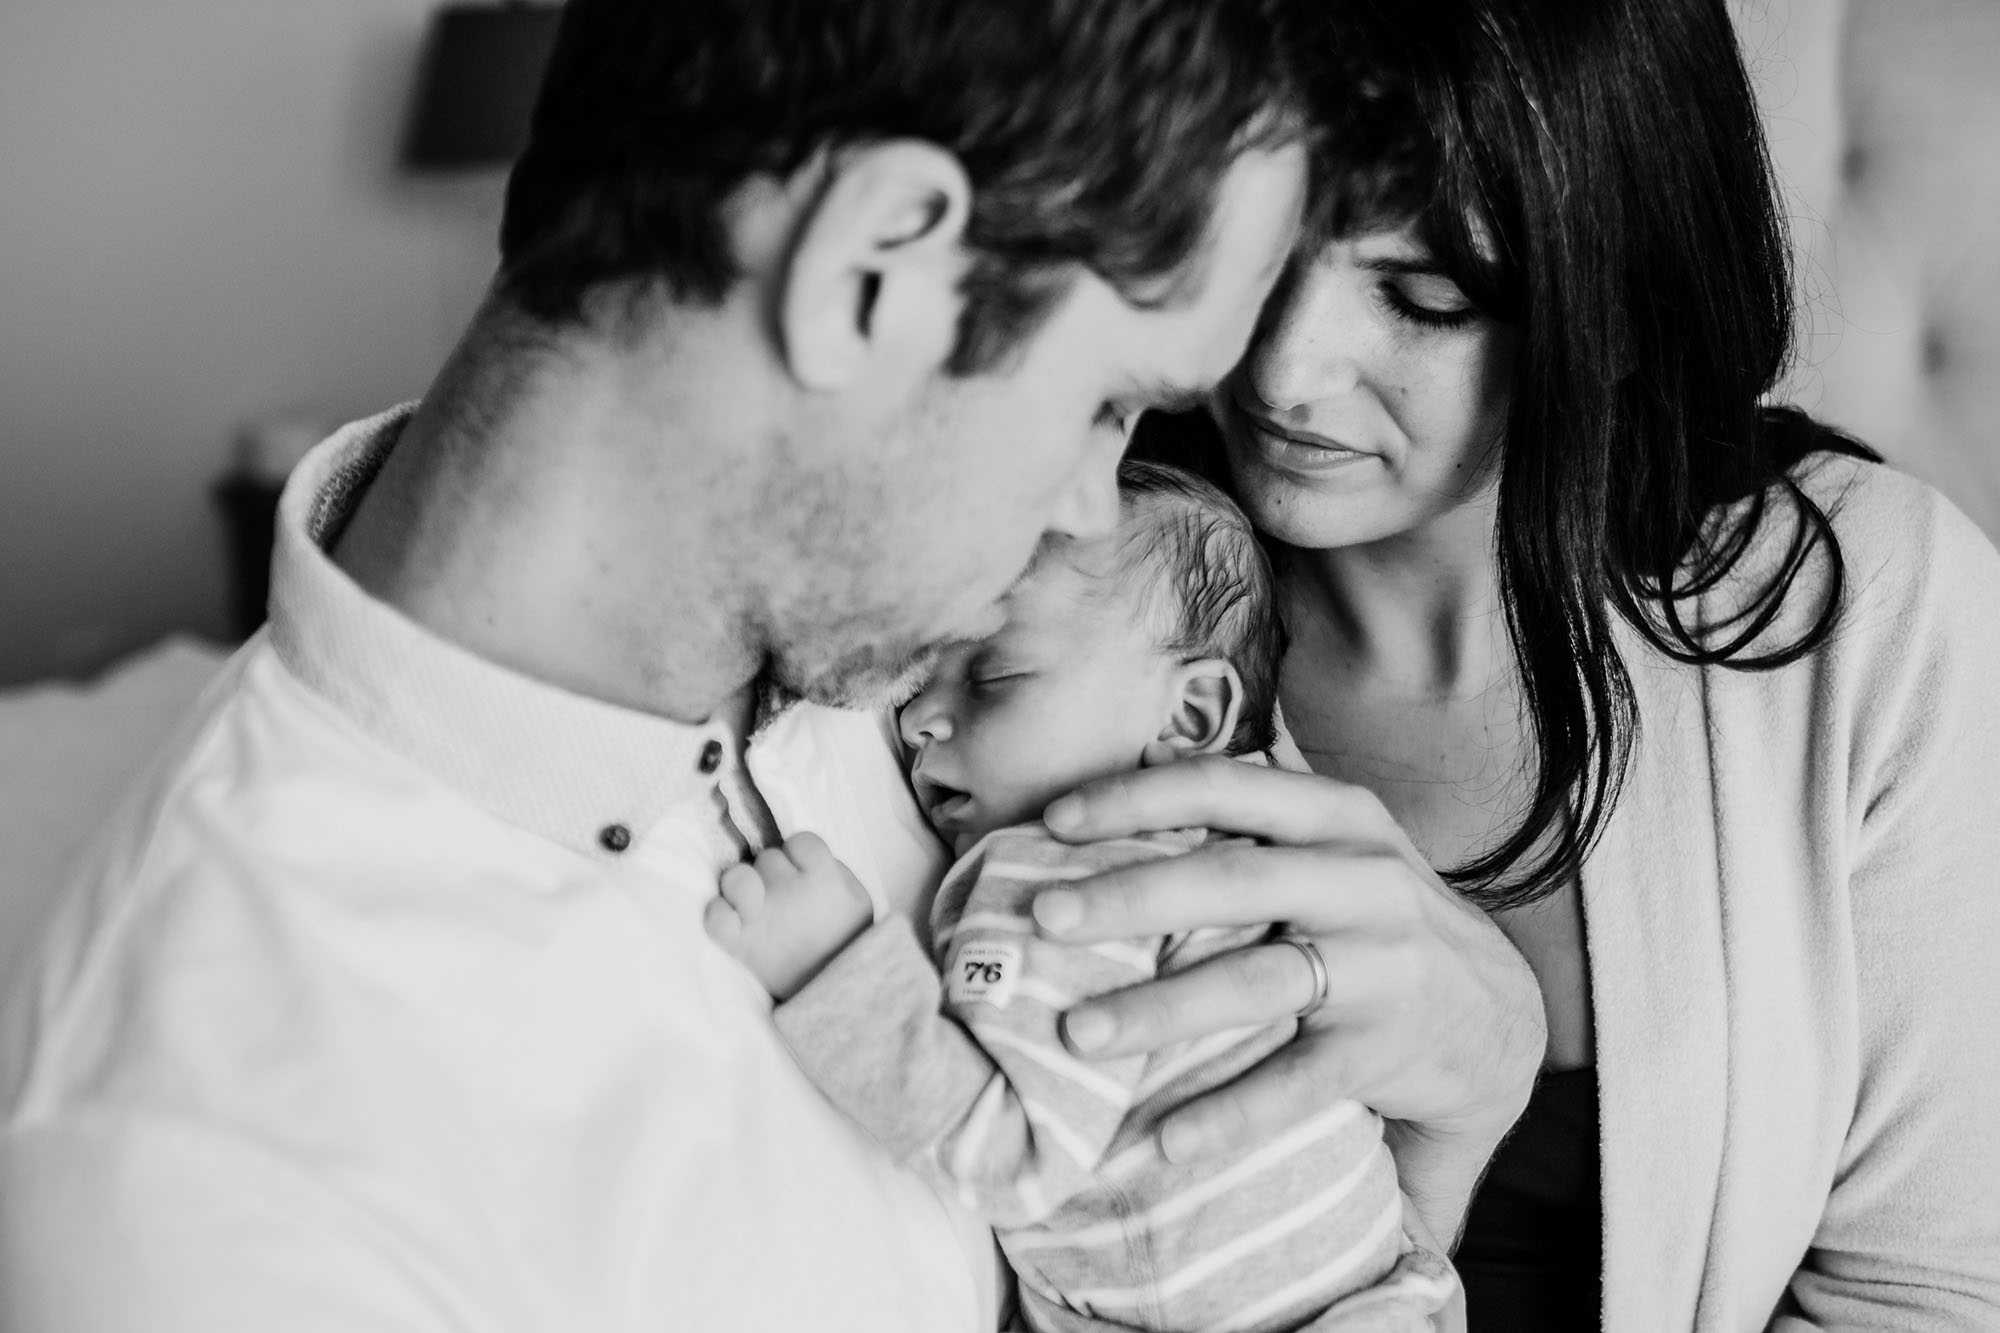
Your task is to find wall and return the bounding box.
[1741,0,2000,538]
[0,0,503,685]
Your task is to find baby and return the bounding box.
[706,461,1453,1332]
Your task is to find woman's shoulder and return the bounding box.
[1692,449,2000,806]
[1694,449,2000,662]
[1788,451,2000,599]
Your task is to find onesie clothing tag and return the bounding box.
[947,940,1024,1009]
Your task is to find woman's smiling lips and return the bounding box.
[1231,400,1378,474]
[1240,420,1368,472]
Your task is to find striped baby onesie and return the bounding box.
[775,824,1455,1333]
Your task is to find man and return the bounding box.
[0,1,1310,1329]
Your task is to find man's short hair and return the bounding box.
[1115,460,1285,756]
[498,0,1309,373]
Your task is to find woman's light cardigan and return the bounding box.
[1575,456,2000,1328]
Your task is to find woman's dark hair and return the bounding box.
[1139,0,1878,909]
[498,0,1311,374]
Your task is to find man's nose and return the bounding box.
[1048,436,1123,540]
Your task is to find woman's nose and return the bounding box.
[1244,274,1362,416]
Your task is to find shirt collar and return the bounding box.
[267,403,738,859]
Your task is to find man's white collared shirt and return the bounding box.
[0,406,993,1333]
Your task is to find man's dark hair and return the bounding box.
[1115,460,1285,757]
[497,0,1309,373]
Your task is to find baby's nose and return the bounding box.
[898,692,951,748]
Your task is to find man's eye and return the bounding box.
[970,673,1023,696]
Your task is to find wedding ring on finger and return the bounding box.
[1276,934,1330,1020]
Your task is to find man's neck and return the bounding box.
[331,305,766,729]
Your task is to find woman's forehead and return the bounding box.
[1322,207,1499,269]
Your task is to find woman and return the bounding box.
[1041,0,2000,1325]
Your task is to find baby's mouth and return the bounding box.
[913,775,973,828]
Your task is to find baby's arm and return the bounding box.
[773,829,1170,1229]
[703,833,873,1000]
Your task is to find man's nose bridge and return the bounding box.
[1049,444,1122,540]
[1077,450,1123,536]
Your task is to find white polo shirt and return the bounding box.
[0,406,995,1333]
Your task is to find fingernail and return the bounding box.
[1033,890,1082,934]
[1063,1007,1114,1053]
[1160,1118,1210,1165]
[1043,795,1083,835]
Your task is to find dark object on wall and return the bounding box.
[214,476,283,639]
[214,418,324,638]
[404,3,563,169]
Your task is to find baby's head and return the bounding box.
[900,460,1282,854]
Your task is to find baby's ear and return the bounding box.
[1143,658,1244,767]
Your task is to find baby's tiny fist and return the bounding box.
[707,835,874,1000]
[717,861,767,916]
[702,894,743,946]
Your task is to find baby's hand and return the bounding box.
[703,833,874,1000]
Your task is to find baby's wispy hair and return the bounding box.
[1112,459,1285,755]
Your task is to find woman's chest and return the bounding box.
[1280,657,1595,1067]
[1280,655,1536,872]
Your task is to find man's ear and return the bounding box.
[1141,659,1244,767]
[776,140,971,392]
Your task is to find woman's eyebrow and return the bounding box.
[1356,255,1453,277]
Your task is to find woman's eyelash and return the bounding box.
[1379,284,1478,331]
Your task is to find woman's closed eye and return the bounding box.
[1377,275,1479,331]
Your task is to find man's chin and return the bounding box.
[781,641,944,712]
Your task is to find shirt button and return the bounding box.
[599,824,632,853]
[698,739,723,775]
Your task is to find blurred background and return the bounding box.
[1,0,1996,689]
[0,0,548,686]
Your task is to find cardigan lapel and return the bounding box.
[1587,641,1731,1330]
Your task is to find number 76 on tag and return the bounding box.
[946,939,1023,1009]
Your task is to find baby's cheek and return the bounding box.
[977,760,1060,834]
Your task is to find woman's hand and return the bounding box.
[1032,756,1547,1245]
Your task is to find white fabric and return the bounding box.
[0,407,991,1333]
[0,637,225,994]
[4,418,1992,1331]
[1586,456,2000,1328]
